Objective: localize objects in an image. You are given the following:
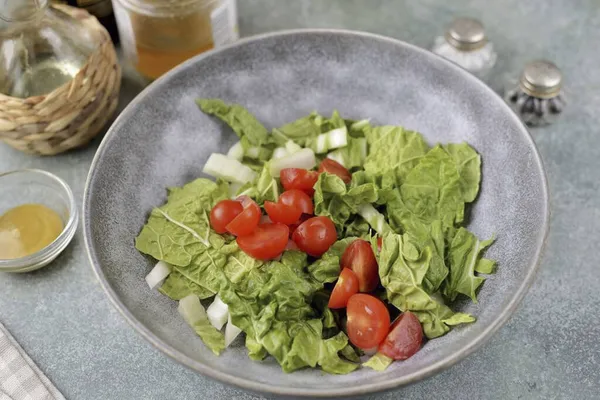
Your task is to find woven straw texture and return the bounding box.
[0,4,121,156]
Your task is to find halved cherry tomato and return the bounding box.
[288,214,310,238]
[236,223,289,260]
[292,216,337,257]
[279,189,314,215]
[264,201,302,225]
[379,311,423,360]
[318,159,351,184]
[210,200,243,234]
[328,268,359,309]
[377,237,383,252]
[346,294,390,349]
[341,239,379,292]
[280,168,319,196]
[225,197,261,236]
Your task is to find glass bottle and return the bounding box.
[51,0,119,43]
[112,0,239,80]
[0,0,98,98]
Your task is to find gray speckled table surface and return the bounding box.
[1,0,599,399]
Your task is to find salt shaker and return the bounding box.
[504,60,565,126]
[432,17,497,81]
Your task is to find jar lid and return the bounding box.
[519,60,562,98]
[444,17,488,51]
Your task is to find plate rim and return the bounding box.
[83,28,550,398]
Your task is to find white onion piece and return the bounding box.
[226,141,244,161]
[358,204,391,235]
[178,295,206,326]
[203,153,256,184]
[145,261,171,289]
[269,148,316,177]
[326,150,346,167]
[285,140,302,154]
[245,146,261,159]
[228,182,243,199]
[206,295,229,330]
[224,314,242,347]
[272,147,289,160]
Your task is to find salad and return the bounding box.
[135,99,495,374]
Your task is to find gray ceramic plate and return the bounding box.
[83,30,549,398]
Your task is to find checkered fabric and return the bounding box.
[0,323,65,400]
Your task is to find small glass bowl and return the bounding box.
[0,169,78,273]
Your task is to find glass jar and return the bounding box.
[112,0,238,80]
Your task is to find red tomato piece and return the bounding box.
[279,189,314,215]
[346,294,390,349]
[292,216,337,257]
[288,214,310,238]
[328,268,360,309]
[280,168,319,196]
[210,200,243,234]
[379,311,423,360]
[318,159,351,184]
[341,239,380,292]
[264,201,302,225]
[225,198,261,236]
[236,223,290,260]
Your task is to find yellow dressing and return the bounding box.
[0,204,64,260]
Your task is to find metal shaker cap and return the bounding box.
[444,17,488,51]
[519,60,562,98]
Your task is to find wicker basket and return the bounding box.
[0,5,121,156]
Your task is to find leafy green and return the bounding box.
[308,238,356,284]
[192,316,226,356]
[272,113,322,146]
[313,173,378,231]
[159,270,215,300]
[443,143,481,203]
[387,146,464,231]
[378,232,475,338]
[363,352,394,371]
[444,227,495,302]
[236,162,280,204]
[364,126,429,182]
[197,99,269,147]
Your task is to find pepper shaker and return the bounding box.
[504,60,566,126]
[432,17,497,82]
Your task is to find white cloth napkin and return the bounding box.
[0,323,65,400]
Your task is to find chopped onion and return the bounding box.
[358,203,391,235]
[226,141,244,161]
[285,140,302,154]
[350,119,370,131]
[203,153,257,184]
[178,295,206,326]
[357,137,368,161]
[228,182,243,199]
[245,146,261,159]
[272,147,289,160]
[206,295,229,330]
[269,148,316,177]
[224,314,242,347]
[145,261,171,289]
[326,149,346,167]
[312,127,348,154]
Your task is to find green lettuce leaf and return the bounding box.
[135,178,229,267]
[159,270,215,300]
[236,162,280,205]
[387,146,464,231]
[245,335,268,361]
[271,112,322,146]
[308,237,357,284]
[444,227,495,302]
[364,126,429,182]
[443,143,481,203]
[192,316,226,356]
[196,99,269,147]
[379,232,474,338]
[313,173,378,231]
[363,352,394,371]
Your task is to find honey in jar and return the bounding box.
[112,0,238,79]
